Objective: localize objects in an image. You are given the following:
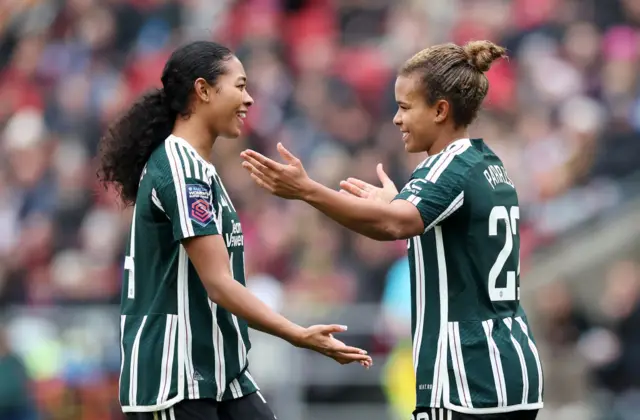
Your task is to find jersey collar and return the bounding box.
[444,138,472,151]
[414,138,473,171]
[167,134,216,171]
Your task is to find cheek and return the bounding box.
[412,112,432,133]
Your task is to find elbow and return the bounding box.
[383,220,417,241]
[379,223,408,241]
[201,274,230,303]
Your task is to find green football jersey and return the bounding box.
[394,138,544,415]
[119,135,258,413]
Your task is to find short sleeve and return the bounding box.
[153,139,221,241]
[155,177,221,241]
[394,158,467,232]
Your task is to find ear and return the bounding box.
[434,99,450,123]
[193,78,211,103]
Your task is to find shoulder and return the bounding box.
[411,139,483,185]
[148,135,216,190]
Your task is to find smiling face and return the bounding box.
[195,55,254,139]
[392,73,443,153]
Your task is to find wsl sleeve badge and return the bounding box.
[186,183,215,227]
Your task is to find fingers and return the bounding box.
[360,359,372,369]
[242,162,275,193]
[320,324,349,335]
[339,180,367,198]
[333,352,373,365]
[346,177,374,191]
[242,154,270,174]
[277,143,300,166]
[241,149,284,172]
[376,163,393,186]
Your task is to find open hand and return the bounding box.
[295,324,373,368]
[339,163,399,204]
[240,143,313,200]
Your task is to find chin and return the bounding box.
[221,128,242,139]
[404,142,420,153]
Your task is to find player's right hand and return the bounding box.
[339,163,398,203]
[295,324,373,368]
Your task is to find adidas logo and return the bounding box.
[193,371,204,381]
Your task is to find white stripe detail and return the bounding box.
[125,205,137,299]
[504,318,529,405]
[515,317,543,403]
[435,227,450,406]
[257,391,267,404]
[176,248,186,403]
[129,316,148,406]
[215,173,237,212]
[448,322,472,408]
[160,410,167,420]
[229,252,248,384]
[209,299,226,400]
[119,315,126,399]
[408,194,422,206]
[229,378,241,398]
[151,188,165,213]
[157,316,178,404]
[482,320,507,407]
[412,237,426,375]
[187,150,202,181]
[177,144,192,178]
[178,245,198,398]
[424,155,439,168]
[423,192,464,233]
[165,141,193,237]
[426,143,466,183]
[246,371,260,390]
[430,297,444,406]
[416,154,440,171]
[156,316,172,404]
[431,408,436,419]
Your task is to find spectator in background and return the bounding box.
[0,328,34,420]
[534,282,591,408]
[591,260,640,395]
[0,0,639,418]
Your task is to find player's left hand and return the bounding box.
[339,163,399,203]
[240,143,313,200]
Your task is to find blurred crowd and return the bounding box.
[1,0,640,419]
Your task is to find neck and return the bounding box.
[171,116,217,162]
[427,126,469,155]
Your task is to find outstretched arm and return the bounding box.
[305,181,422,240]
[240,144,424,240]
[184,234,372,367]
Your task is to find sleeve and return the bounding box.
[393,161,467,232]
[155,164,221,242]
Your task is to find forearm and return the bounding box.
[204,276,305,346]
[302,181,398,240]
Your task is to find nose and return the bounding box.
[393,109,402,126]
[244,90,254,107]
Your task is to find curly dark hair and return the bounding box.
[98,41,233,205]
[400,40,507,128]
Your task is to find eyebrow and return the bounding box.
[237,76,247,83]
